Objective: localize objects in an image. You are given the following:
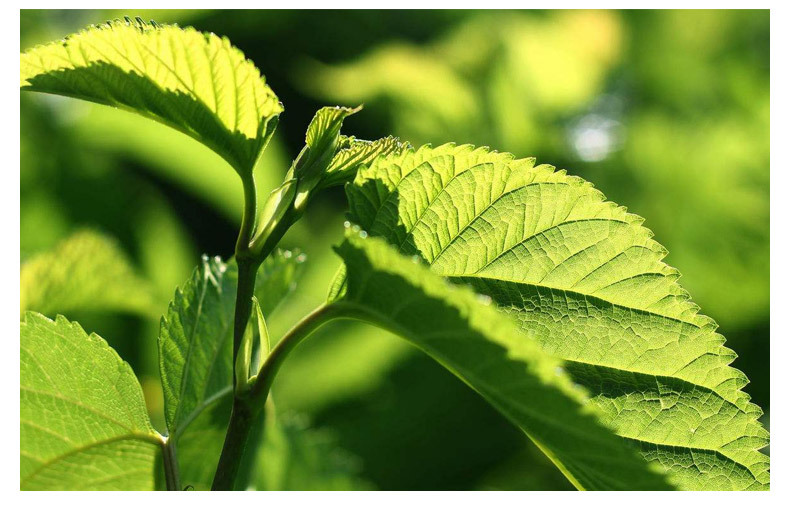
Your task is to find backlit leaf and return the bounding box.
[344,143,770,490]
[334,230,671,490]
[21,312,162,490]
[20,18,282,175]
[20,229,158,318]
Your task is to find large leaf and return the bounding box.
[344,143,770,490]
[333,231,670,490]
[20,18,282,175]
[21,312,162,490]
[20,229,158,318]
[157,250,305,489]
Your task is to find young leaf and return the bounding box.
[20,18,282,175]
[21,312,162,490]
[291,106,361,209]
[157,250,304,489]
[20,229,158,318]
[253,297,271,359]
[333,231,670,490]
[320,135,410,189]
[345,143,770,490]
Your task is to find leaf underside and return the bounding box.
[20,18,282,174]
[20,313,161,490]
[335,232,671,490]
[345,143,769,490]
[157,250,305,490]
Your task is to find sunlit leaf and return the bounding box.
[20,18,282,174]
[21,312,162,490]
[334,230,671,490]
[320,135,410,189]
[344,143,770,490]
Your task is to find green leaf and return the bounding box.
[20,229,158,318]
[21,312,162,490]
[253,297,271,358]
[291,106,361,208]
[20,18,282,175]
[157,250,304,489]
[334,231,670,491]
[320,135,410,189]
[345,143,770,490]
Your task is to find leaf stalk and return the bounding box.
[211,302,342,490]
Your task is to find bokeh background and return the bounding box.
[20,9,769,490]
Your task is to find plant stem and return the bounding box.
[211,173,262,491]
[232,258,260,386]
[162,438,181,491]
[250,302,343,402]
[210,302,342,490]
[235,175,257,257]
[210,396,257,490]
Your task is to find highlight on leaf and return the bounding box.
[332,229,671,491]
[321,135,410,189]
[21,312,162,490]
[292,106,362,204]
[20,17,283,175]
[344,142,770,490]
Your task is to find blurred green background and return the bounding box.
[20,9,769,490]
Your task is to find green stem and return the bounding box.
[210,302,342,490]
[162,438,181,491]
[232,258,259,386]
[210,174,263,491]
[211,396,257,490]
[250,207,301,259]
[250,302,343,402]
[235,176,257,257]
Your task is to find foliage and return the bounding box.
[20,13,769,491]
[21,17,282,175]
[21,229,158,318]
[345,143,768,490]
[21,313,162,490]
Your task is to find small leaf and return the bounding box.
[334,230,670,491]
[253,297,271,360]
[157,249,304,490]
[20,19,282,175]
[21,312,162,490]
[320,135,410,189]
[345,143,770,490]
[291,106,361,208]
[305,106,361,150]
[20,229,158,318]
[236,304,255,392]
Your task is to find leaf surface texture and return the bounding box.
[345,144,770,490]
[21,313,161,490]
[157,250,304,489]
[334,232,671,490]
[20,19,282,174]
